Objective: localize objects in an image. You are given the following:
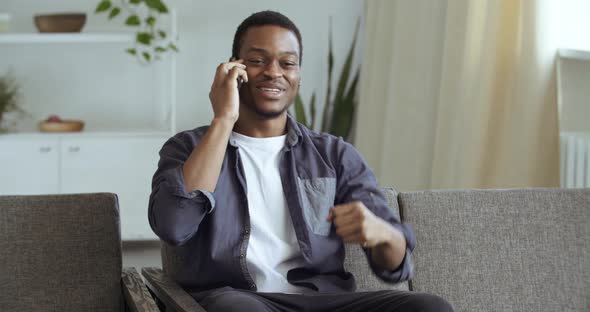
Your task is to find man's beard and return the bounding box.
[252,103,290,119]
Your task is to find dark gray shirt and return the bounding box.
[148,115,416,293]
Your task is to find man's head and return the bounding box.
[232,11,302,119]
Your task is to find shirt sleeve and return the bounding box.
[148,131,216,246]
[335,138,416,283]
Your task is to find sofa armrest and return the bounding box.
[122,267,160,312]
[141,267,206,312]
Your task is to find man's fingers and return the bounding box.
[330,202,361,218]
[332,212,361,228]
[335,223,361,237]
[213,61,247,87]
[227,67,248,85]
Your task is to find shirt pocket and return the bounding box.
[296,177,336,236]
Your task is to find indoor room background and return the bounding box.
[1,0,588,270]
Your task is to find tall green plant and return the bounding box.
[95,0,178,63]
[294,19,360,141]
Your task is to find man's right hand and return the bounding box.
[209,59,248,124]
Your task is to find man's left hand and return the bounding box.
[327,201,394,248]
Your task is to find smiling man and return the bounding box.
[149,11,453,312]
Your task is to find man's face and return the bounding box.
[237,25,301,119]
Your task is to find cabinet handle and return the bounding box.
[39,146,52,153]
[69,146,80,153]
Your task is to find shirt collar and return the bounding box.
[228,114,303,148]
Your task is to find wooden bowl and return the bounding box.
[39,120,85,132]
[34,13,86,33]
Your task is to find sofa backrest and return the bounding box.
[399,188,590,312]
[343,187,409,291]
[0,193,124,312]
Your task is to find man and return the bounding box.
[149,10,453,312]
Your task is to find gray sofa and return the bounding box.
[143,188,589,312]
[0,193,159,312]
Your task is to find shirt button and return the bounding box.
[244,229,249,234]
[240,254,245,258]
[250,284,256,290]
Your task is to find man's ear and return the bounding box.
[229,56,236,62]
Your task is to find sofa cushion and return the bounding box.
[400,188,590,312]
[0,193,123,312]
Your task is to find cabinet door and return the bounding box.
[60,136,167,240]
[0,137,59,195]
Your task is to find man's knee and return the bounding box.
[200,289,271,312]
[402,292,454,312]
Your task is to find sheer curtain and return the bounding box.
[356,0,559,190]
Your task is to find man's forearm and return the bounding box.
[182,118,234,193]
[370,224,407,271]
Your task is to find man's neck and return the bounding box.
[233,111,288,138]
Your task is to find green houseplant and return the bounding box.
[294,20,360,142]
[94,0,178,63]
[0,73,25,132]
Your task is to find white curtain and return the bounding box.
[356,0,559,190]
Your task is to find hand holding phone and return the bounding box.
[209,58,248,124]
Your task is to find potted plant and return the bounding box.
[94,0,178,63]
[293,19,360,142]
[0,73,25,132]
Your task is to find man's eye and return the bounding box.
[283,62,298,67]
[248,59,264,64]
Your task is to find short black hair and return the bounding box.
[232,10,303,64]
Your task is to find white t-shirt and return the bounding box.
[230,131,309,293]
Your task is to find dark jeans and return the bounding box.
[192,287,454,312]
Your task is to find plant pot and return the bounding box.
[34,13,86,33]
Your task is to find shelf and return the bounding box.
[0,33,134,44]
[558,49,590,61]
[0,130,173,139]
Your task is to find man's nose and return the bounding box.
[263,61,283,79]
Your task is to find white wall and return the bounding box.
[1,0,364,133]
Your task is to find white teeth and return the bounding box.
[259,87,281,93]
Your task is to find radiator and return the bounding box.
[560,132,590,188]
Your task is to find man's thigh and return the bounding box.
[193,287,453,312]
[303,290,453,312]
[193,287,305,312]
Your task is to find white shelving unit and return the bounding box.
[0,33,134,44]
[0,13,178,240]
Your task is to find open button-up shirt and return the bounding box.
[148,115,416,293]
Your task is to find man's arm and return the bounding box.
[327,201,406,270]
[330,139,416,282]
[148,60,248,246]
[183,60,248,192]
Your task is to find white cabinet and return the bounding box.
[0,136,59,194]
[0,133,168,240]
[60,136,164,240]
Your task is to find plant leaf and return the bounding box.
[154,46,166,53]
[136,32,152,45]
[321,17,334,132]
[108,7,120,19]
[126,48,137,55]
[294,93,308,127]
[95,0,111,13]
[125,15,141,26]
[329,19,360,139]
[157,30,167,38]
[145,0,169,13]
[143,52,151,62]
[168,42,179,52]
[330,68,359,140]
[146,16,156,27]
[310,92,316,130]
